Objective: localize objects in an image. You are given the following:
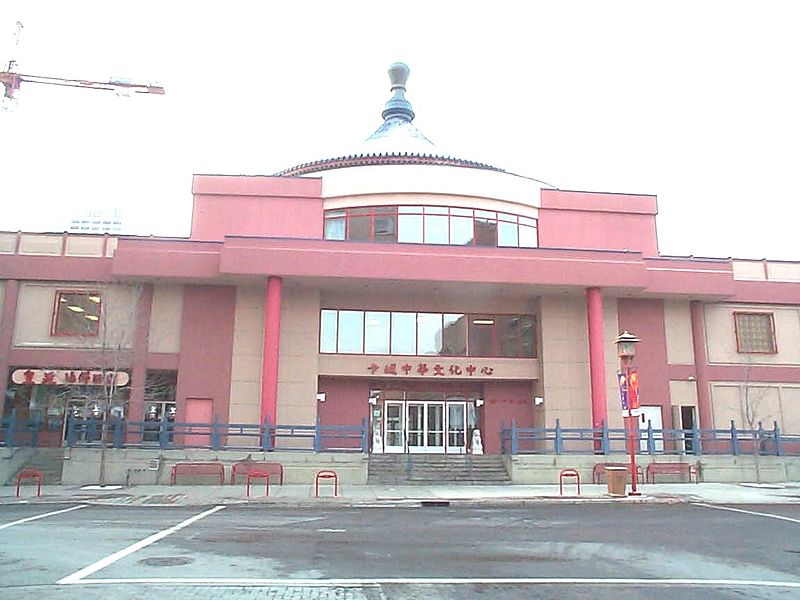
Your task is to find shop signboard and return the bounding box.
[11,368,130,386]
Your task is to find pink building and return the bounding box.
[1,64,799,458]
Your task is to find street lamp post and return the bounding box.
[616,331,641,496]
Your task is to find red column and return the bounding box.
[690,301,713,430]
[0,280,20,417]
[586,287,607,429]
[261,276,282,424]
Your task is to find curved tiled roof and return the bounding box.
[276,63,504,177]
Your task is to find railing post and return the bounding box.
[554,419,563,455]
[361,417,369,453]
[262,415,273,451]
[730,420,739,456]
[66,413,75,448]
[87,418,98,444]
[601,420,610,454]
[6,410,16,448]
[113,417,124,448]
[313,415,322,452]
[773,421,783,457]
[158,411,169,449]
[646,421,655,454]
[693,423,702,455]
[210,417,221,450]
[510,419,519,455]
[29,416,38,448]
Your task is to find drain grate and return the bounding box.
[420,500,451,507]
[139,556,195,567]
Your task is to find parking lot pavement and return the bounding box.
[2,503,800,599]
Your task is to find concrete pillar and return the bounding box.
[586,287,607,429]
[0,280,20,417]
[261,276,282,424]
[690,300,713,430]
[128,283,153,431]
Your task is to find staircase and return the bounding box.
[16,448,64,485]
[368,454,510,485]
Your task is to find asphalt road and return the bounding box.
[1,502,799,599]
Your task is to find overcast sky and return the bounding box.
[1,1,798,260]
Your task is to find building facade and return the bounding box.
[1,64,799,454]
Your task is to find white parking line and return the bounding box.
[57,505,226,585]
[58,576,800,589]
[694,503,800,524]
[0,504,87,530]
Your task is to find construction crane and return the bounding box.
[1,21,164,101]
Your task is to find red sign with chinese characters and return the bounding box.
[366,361,495,377]
[11,369,130,386]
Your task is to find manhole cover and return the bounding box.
[139,556,194,567]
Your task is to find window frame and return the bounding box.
[51,290,102,337]
[319,309,537,358]
[733,311,777,354]
[323,204,538,249]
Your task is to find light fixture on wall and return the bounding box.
[316,393,326,403]
[534,396,544,406]
[475,398,484,407]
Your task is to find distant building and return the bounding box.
[1,63,798,455]
[68,207,124,234]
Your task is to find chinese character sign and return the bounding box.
[365,361,495,377]
[11,369,130,386]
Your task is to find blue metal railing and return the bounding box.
[0,411,41,448]
[56,414,369,453]
[500,419,799,456]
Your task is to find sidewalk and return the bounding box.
[3,481,800,507]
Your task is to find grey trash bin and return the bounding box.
[605,466,628,496]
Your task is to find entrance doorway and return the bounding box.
[379,391,474,454]
[638,405,664,452]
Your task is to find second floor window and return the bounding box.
[324,205,538,248]
[52,291,102,336]
[320,310,537,358]
[734,312,776,353]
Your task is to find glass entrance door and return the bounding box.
[426,402,445,452]
[406,401,445,453]
[407,403,425,451]
[446,401,467,454]
[377,391,478,454]
[384,401,404,453]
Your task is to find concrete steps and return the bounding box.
[17,448,64,485]
[368,454,510,485]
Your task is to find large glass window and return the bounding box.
[320,310,338,353]
[324,211,346,240]
[417,313,443,355]
[337,310,364,353]
[364,311,390,354]
[320,310,536,358]
[324,205,537,249]
[442,314,467,356]
[52,291,102,336]
[391,312,417,354]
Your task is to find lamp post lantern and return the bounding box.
[616,331,641,496]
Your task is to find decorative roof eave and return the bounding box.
[277,63,509,178]
[276,152,504,177]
